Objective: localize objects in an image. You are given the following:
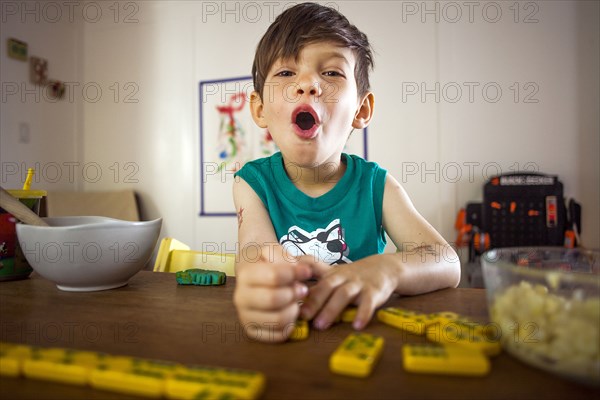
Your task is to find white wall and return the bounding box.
[0,4,82,191]
[576,2,600,251]
[2,1,599,253]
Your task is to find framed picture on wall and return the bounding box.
[199,76,368,216]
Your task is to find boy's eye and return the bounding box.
[275,70,294,77]
[323,71,344,78]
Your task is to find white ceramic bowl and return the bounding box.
[16,216,162,292]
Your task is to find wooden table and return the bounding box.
[0,271,597,399]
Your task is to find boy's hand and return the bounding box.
[233,246,312,343]
[298,255,398,331]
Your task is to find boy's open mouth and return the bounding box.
[296,112,316,130]
[292,106,320,139]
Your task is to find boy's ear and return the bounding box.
[249,91,268,128]
[352,92,374,129]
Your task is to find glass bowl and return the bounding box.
[482,247,599,386]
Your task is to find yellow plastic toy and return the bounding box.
[289,320,309,341]
[377,307,429,335]
[403,343,490,377]
[329,333,384,378]
[1,341,265,399]
[153,238,236,276]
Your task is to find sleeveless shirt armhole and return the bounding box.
[373,166,387,230]
[234,164,269,209]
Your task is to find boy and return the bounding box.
[233,2,460,343]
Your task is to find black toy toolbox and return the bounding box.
[465,172,581,261]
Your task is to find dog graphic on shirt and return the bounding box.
[280,219,351,265]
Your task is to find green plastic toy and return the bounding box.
[175,268,226,286]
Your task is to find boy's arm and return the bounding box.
[232,176,279,258]
[380,174,461,294]
[232,177,311,342]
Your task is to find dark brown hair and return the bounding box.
[252,2,374,99]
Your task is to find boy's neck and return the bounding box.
[282,155,347,198]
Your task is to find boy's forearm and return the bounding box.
[234,242,289,273]
[375,244,461,295]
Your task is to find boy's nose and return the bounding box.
[296,79,322,97]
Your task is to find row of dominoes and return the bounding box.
[292,307,501,378]
[0,342,265,399]
[377,308,501,356]
[377,307,501,376]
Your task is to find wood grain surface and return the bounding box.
[0,271,597,399]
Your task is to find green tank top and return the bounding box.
[235,152,387,264]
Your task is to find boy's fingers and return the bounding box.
[238,261,305,287]
[243,324,289,344]
[238,303,300,342]
[299,273,346,320]
[234,284,307,311]
[292,281,309,300]
[293,262,313,281]
[312,281,361,330]
[296,255,331,278]
[353,294,378,330]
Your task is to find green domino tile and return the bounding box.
[175,271,193,284]
[176,269,226,286]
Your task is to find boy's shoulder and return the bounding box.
[345,153,386,174]
[234,152,283,184]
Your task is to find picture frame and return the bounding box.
[7,38,28,61]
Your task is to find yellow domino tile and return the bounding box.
[329,333,384,378]
[132,358,182,375]
[34,347,68,361]
[377,307,428,335]
[98,355,136,371]
[14,345,34,359]
[340,307,357,323]
[90,356,180,398]
[95,355,181,374]
[0,342,16,352]
[184,387,240,400]
[3,344,33,361]
[206,367,264,398]
[66,350,103,370]
[90,366,166,398]
[289,320,309,341]
[445,319,495,338]
[178,365,222,379]
[23,357,89,386]
[165,368,265,400]
[0,342,31,377]
[0,354,21,377]
[22,347,108,385]
[0,342,267,400]
[403,343,490,377]
[423,311,498,341]
[423,311,461,327]
[425,323,501,356]
[424,312,489,333]
[215,368,265,398]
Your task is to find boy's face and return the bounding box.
[250,42,373,168]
